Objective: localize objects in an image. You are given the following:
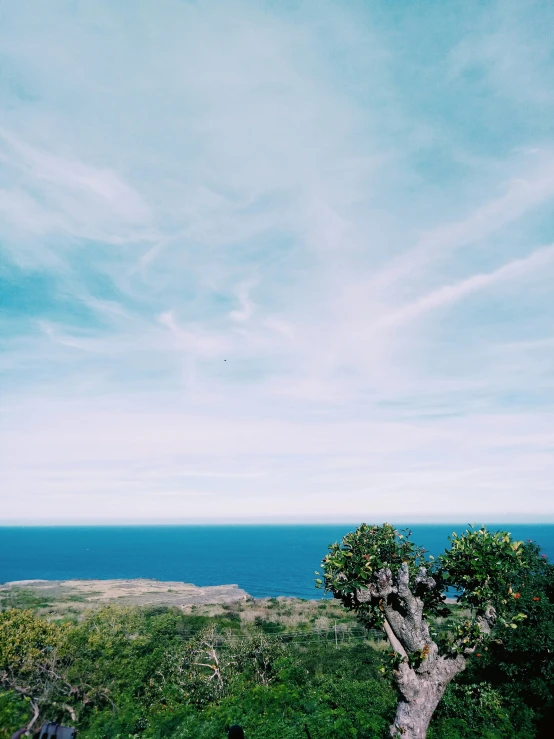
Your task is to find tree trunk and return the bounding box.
[390,655,465,738]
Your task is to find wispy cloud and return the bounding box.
[0,128,148,218]
[381,243,554,329]
[1,0,553,522]
[368,159,554,293]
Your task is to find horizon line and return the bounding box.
[2,519,554,527]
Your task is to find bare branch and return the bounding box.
[383,618,408,659]
[26,701,40,732]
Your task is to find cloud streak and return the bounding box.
[382,243,554,328]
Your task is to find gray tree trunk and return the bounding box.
[389,653,465,738]
[355,563,494,738]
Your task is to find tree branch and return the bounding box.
[26,701,40,732]
[62,703,77,722]
[383,618,408,659]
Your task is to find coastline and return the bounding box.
[0,578,251,614]
[0,577,459,615]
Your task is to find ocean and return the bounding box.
[1,524,552,600]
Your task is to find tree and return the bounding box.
[153,626,235,708]
[234,632,286,686]
[0,609,72,732]
[0,609,112,734]
[467,540,554,736]
[320,523,534,738]
[152,625,286,710]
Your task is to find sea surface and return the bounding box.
[1,524,553,600]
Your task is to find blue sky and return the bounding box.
[1,0,553,523]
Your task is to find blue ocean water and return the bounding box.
[0,524,552,600]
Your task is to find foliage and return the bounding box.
[429,681,523,739]
[153,642,397,739]
[459,541,554,737]
[0,609,74,729]
[151,625,236,709]
[319,523,447,630]
[0,588,57,612]
[233,632,286,686]
[440,527,529,615]
[0,691,33,739]
[0,606,397,738]
[321,523,535,655]
[0,608,66,673]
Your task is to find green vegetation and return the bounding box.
[0,588,59,612]
[0,602,396,738]
[0,528,552,738]
[322,524,554,737]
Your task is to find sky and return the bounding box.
[1,0,553,524]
